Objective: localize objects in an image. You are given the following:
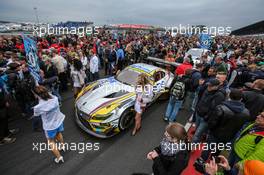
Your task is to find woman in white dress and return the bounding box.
[132,73,153,136]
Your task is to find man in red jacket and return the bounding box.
[175,57,193,75]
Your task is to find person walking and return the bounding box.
[33,86,65,163]
[0,85,16,145]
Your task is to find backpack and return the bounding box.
[171,80,185,100]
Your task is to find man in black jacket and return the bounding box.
[192,78,226,143]
[200,89,251,161]
[0,85,16,145]
[242,79,264,120]
[184,63,204,112]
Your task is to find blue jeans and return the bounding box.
[185,91,195,112]
[165,96,183,122]
[192,113,208,143]
[51,86,61,103]
[191,91,198,112]
[108,62,115,75]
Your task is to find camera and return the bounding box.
[193,157,206,174]
[194,157,221,173]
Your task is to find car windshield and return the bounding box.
[116,68,141,86]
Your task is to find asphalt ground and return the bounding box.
[0,77,191,175]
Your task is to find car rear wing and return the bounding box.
[143,56,181,67]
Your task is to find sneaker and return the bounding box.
[0,137,16,145]
[59,144,66,152]
[163,117,168,121]
[9,128,19,135]
[54,156,64,164]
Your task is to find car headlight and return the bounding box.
[100,109,119,124]
[93,113,114,120]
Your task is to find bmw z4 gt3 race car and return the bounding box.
[75,63,174,138]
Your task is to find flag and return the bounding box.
[22,34,41,83]
[200,34,213,49]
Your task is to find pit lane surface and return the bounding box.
[0,89,191,175]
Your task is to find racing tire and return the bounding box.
[118,108,135,130]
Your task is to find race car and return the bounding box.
[75,63,175,138]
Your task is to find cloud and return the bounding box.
[0,0,263,29]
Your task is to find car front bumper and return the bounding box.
[75,109,118,138]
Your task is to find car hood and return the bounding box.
[76,77,135,116]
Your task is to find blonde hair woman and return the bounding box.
[132,73,153,136]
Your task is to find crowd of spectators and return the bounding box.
[1,29,264,174]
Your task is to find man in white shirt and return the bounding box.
[89,50,99,81]
[51,49,68,91]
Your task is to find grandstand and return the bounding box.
[231,20,264,36]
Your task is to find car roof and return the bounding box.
[127,63,162,75]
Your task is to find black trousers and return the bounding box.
[58,72,68,91]
[117,59,125,71]
[0,109,9,140]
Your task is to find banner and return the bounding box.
[200,34,213,49]
[22,34,41,83]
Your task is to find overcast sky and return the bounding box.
[0,0,263,30]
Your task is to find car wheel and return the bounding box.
[118,108,135,130]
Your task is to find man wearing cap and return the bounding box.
[192,78,226,143]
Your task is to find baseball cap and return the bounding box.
[207,78,220,86]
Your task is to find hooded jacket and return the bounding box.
[242,89,264,120]
[196,88,226,120]
[152,145,190,175]
[208,100,251,142]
